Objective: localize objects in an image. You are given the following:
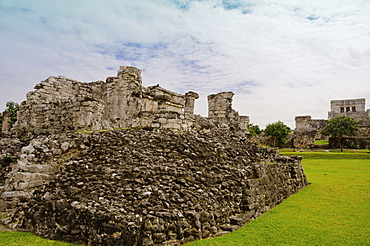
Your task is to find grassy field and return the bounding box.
[314,139,329,145]
[187,151,370,246]
[0,231,76,246]
[1,151,369,245]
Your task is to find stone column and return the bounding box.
[1,111,11,133]
[184,91,199,115]
[207,92,234,118]
[117,66,142,83]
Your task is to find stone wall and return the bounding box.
[328,126,370,149]
[1,129,307,245]
[12,66,199,134]
[11,66,249,135]
[292,116,327,148]
[207,92,249,131]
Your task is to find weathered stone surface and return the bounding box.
[292,99,370,149]
[0,66,311,245]
[11,66,194,133]
[1,129,307,245]
[207,92,249,131]
[10,66,249,136]
[1,111,11,133]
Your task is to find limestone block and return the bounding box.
[1,191,31,199]
[158,118,167,124]
[13,179,46,190]
[13,172,50,183]
[16,162,53,173]
[60,142,70,152]
[21,146,35,154]
[168,119,181,124]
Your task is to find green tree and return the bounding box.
[248,123,262,137]
[264,121,291,147]
[321,116,360,152]
[1,101,19,131]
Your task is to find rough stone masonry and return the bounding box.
[11,66,249,135]
[0,66,308,246]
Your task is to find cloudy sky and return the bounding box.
[1,0,369,128]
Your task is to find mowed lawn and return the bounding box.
[0,231,76,246]
[188,152,370,246]
[1,152,369,245]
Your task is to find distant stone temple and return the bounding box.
[11,66,249,135]
[293,98,370,148]
[328,98,370,126]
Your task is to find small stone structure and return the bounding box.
[293,98,370,148]
[292,116,327,148]
[11,66,249,135]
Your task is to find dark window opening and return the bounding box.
[340,107,344,113]
[352,106,356,112]
[346,107,350,112]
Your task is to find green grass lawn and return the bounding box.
[1,151,369,245]
[314,139,329,145]
[0,231,76,246]
[187,151,370,246]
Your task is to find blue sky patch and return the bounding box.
[307,15,319,21]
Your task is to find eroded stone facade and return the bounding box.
[0,66,308,245]
[292,116,327,148]
[1,111,11,134]
[13,66,196,133]
[207,92,249,131]
[328,98,370,126]
[11,66,248,135]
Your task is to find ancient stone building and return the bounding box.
[293,98,370,149]
[292,116,327,148]
[207,92,249,131]
[327,98,370,148]
[328,98,370,126]
[11,66,248,135]
[0,66,308,245]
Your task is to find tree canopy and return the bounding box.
[321,116,360,152]
[264,121,291,147]
[248,123,262,137]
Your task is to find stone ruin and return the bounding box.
[0,66,308,246]
[1,111,11,134]
[328,98,370,125]
[291,116,327,148]
[293,98,370,149]
[11,66,248,135]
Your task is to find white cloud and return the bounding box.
[1,0,369,128]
